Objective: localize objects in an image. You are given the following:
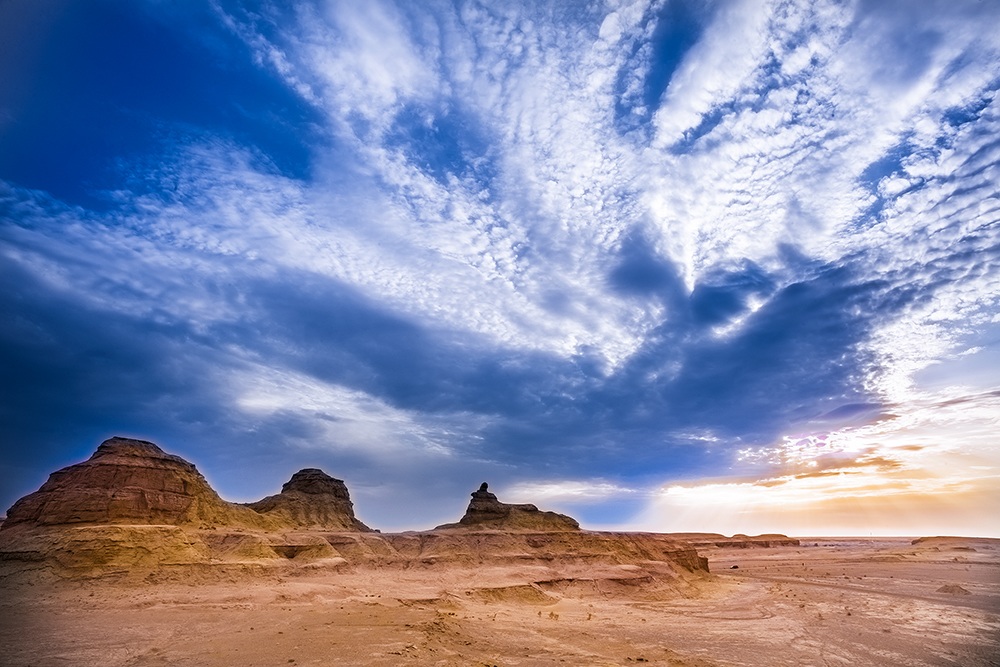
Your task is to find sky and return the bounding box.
[1,0,998,537]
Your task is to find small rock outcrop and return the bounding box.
[247,468,372,532]
[1,437,273,530]
[435,482,580,532]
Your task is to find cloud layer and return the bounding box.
[1,0,998,533]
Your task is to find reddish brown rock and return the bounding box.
[1,437,275,530]
[0,439,714,586]
[435,482,580,532]
[247,468,372,532]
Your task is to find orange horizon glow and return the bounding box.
[504,389,1000,539]
[624,389,1000,538]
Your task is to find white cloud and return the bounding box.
[230,364,489,460]
[8,0,997,384]
[652,0,773,147]
[10,0,998,383]
[503,480,638,504]
[208,0,675,366]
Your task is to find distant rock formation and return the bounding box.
[1,437,275,530]
[665,532,800,548]
[726,533,800,548]
[247,468,372,532]
[435,482,580,532]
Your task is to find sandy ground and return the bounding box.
[1,537,997,666]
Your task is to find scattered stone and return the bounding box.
[936,584,971,595]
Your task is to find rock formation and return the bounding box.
[381,530,707,572]
[247,468,372,532]
[664,532,800,548]
[1,437,274,530]
[435,482,580,532]
[0,438,712,585]
[936,584,971,595]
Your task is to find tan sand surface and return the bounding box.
[2,536,997,666]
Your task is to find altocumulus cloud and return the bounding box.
[0,0,998,533]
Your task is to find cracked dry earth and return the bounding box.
[1,537,997,666]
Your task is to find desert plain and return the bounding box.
[1,438,997,666]
[2,535,998,666]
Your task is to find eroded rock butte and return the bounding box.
[247,468,372,532]
[0,437,712,582]
[435,482,580,532]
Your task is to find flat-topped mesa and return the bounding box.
[1,437,274,530]
[435,482,580,532]
[247,468,373,532]
[667,532,800,548]
[728,533,800,548]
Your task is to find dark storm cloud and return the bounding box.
[0,218,948,509]
[689,260,774,326]
[608,231,684,299]
[0,257,228,502]
[597,232,894,447]
[0,227,982,523]
[655,263,893,437]
[570,253,907,469]
[229,269,580,418]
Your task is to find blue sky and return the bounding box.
[1,0,998,536]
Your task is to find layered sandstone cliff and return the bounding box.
[247,468,372,532]
[1,437,276,530]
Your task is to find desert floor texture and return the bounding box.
[2,536,997,667]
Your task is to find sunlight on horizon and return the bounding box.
[629,391,1000,538]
